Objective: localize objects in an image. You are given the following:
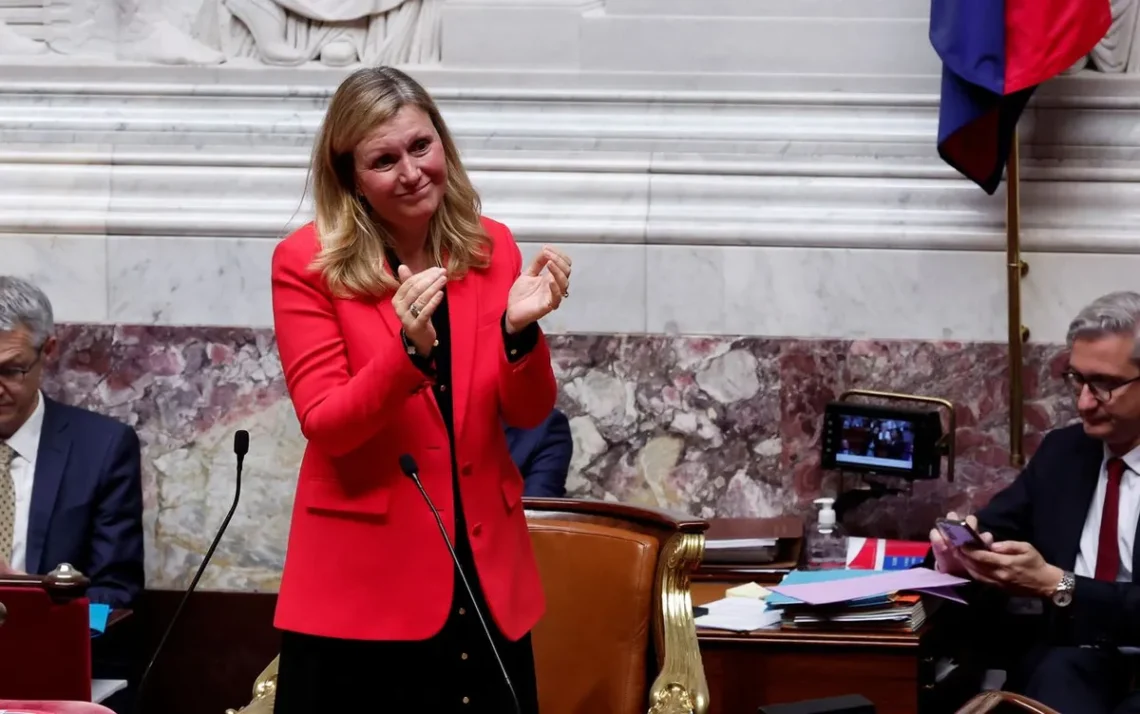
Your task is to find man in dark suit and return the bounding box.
[931,291,1140,714]
[505,408,572,498]
[0,276,144,609]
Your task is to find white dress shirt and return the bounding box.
[1074,443,1140,582]
[2,391,45,573]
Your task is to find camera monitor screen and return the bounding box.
[834,415,915,471]
[820,401,944,480]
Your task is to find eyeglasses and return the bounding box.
[0,351,42,387]
[1062,368,1140,403]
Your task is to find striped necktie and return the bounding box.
[0,442,14,562]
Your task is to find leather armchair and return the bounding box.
[955,691,1061,714]
[524,498,709,714]
[227,499,710,714]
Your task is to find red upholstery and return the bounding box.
[0,703,114,713]
[0,586,92,701]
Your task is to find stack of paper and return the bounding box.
[765,567,967,633]
[695,596,782,632]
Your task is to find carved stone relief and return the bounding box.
[194,0,443,67]
[0,0,223,63]
[0,20,49,56]
[0,0,443,66]
[1080,0,1140,73]
[1053,0,1140,75]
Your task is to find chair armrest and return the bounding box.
[956,691,1061,714]
[647,530,708,714]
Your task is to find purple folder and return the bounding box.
[768,567,968,605]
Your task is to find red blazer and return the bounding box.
[270,217,556,642]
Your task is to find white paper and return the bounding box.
[705,538,778,549]
[92,678,129,703]
[695,597,782,632]
[725,581,771,599]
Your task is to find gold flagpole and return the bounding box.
[1006,132,1029,467]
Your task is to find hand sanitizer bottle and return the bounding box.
[806,497,847,570]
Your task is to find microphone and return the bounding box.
[398,454,521,714]
[134,430,248,713]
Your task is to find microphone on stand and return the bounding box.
[134,430,249,714]
[398,454,521,714]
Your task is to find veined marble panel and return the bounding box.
[4,233,1135,343]
[42,325,1073,591]
[3,234,109,322]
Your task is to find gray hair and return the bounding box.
[1066,291,1140,360]
[0,276,55,347]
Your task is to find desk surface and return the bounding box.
[692,580,972,714]
[107,608,132,629]
[692,581,929,647]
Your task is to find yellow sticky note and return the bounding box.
[725,582,771,600]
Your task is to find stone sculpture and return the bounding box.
[193,0,444,67]
[1069,0,1140,73]
[0,0,224,64]
[0,20,49,55]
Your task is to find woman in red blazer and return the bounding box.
[270,66,571,713]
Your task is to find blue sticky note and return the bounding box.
[89,603,111,636]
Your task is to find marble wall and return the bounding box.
[4,0,1138,590]
[41,325,1076,591]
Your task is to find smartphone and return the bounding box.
[935,517,988,550]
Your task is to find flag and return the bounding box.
[930,0,1110,194]
[846,537,931,571]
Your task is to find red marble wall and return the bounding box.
[43,326,1077,554]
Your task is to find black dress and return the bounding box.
[273,275,542,714]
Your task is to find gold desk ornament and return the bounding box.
[225,656,278,714]
[648,682,697,714]
[43,563,90,603]
[648,530,708,714]
[838,389,957,483]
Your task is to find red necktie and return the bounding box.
[1095,458,1127,581]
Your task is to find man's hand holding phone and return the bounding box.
[929,512,995,576]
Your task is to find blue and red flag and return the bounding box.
[930,0,1110,194]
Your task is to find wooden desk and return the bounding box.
[693,582,978,714]
[107,608,132,629]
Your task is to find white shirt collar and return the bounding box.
[1106,441,1140,476]
[4,391,45,462]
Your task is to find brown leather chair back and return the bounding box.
[525,499,709,714]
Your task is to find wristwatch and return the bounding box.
[1051,570,1076,608]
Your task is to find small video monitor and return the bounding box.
[820,401,944,480]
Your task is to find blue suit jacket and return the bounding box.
[28,398,144,609]
[505,409,572,498]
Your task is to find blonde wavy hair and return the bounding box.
[309,66,490,297]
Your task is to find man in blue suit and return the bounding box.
[0,276,144,609]
[505,408,573,498]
